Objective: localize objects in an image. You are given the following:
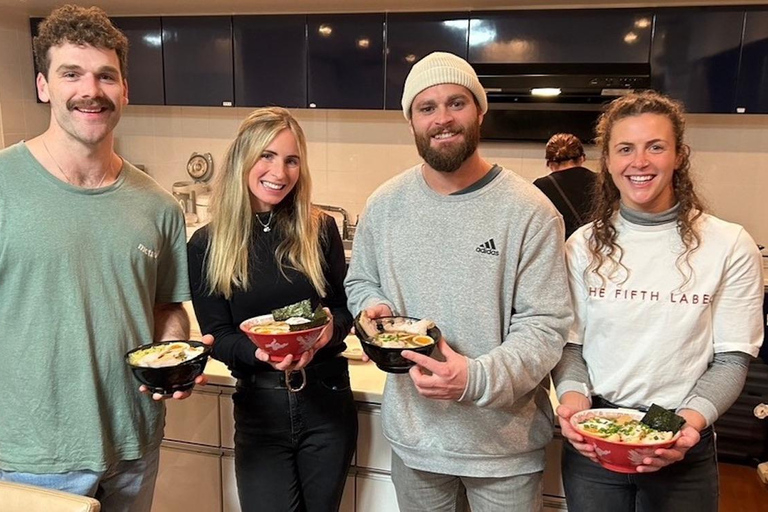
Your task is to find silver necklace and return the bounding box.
[41,137,111,188]
[255,211,274,232]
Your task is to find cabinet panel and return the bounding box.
[543,437,565,498]
[152,445,222,512]
[340,473,355,512]
[651,9,744,113]
[163,16,234,106]
[736,10,768,113]
[222,453,241,512]
[220,390,235,450]
[308,14,385,109]
[469,9,652,64]
[357,406,391,471]
[164,390,220,447]
[385,12,469,111]
[356,471,399,512]
[233,15,307,108]
[111,17,164,105]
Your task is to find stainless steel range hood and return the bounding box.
[475,63,651,142]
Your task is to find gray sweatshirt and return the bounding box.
[345,165,573,477]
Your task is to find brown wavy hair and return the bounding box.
[587,91,705,288]
[33,5,128,79]
[546,133,585,164]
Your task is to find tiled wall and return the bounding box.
[2,5,767,247]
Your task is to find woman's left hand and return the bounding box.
[635,409,705,473]
[254,308,334,372]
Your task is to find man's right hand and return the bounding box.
[556,391,598,463]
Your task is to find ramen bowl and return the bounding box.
[125,340,212,396]
[353,314,440,373]
[240,314,329,362]
[570,408,682,473]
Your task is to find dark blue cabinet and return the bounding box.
[385,12,469,111]
[736,9,768,113]
[307,14,385,109]
[233,15,306,108]
[162,16,233,107]
[468,9,652,64]
[652,8,745,113]
[111,17,164,105]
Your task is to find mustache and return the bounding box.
[67,97,116,112]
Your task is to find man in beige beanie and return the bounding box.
[346,51,571,512]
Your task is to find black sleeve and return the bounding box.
[320,214,353,349]
[187,228,262,374]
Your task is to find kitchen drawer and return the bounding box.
[220,388,235,449]
[357,404,391,472]
[340,472,355,512]
[152,443,222,512]
[164,388,220,447]
[543,437,565,498]
[222,451,241,512]
[356,470,399,512]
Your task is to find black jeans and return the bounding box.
[562,397,719,512]
[232,357,358,512]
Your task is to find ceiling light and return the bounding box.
[318,25,332,37]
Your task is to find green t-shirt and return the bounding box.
[0,143,191,472]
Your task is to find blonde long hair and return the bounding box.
[587,91,705,288]
[205,107,326,299]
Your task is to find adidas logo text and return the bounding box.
[476,238,499,256]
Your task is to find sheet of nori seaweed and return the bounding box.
[272,299,313,321]
[289,305,329,331]
[641,404,686,433]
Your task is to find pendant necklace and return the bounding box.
[255,211,274,232]
[42,137,111,188]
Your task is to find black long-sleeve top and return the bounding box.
[187,213,352,379]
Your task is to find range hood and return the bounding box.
[475,63,651,142]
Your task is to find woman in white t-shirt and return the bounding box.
[552,91,764,512]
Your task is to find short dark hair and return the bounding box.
[33,4,128,79]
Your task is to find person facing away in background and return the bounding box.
[0,5,208,511]
[533,133,597,239]
[187,107,356,512]
[345,51,572,512]
[552,91,764,512]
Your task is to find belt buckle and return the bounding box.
[285,368,306,393]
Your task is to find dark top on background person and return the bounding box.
[533,133,596,239]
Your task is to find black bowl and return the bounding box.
[125,340,212,395]
[353,314,440,373]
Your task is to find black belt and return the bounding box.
[237,356,348,393]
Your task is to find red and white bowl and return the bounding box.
[240,315,329,362]
[570,408,681,474]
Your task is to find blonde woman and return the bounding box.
[552,92,763,511]
[188,107,356,512]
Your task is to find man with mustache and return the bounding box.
[0,6,207,511]
[345,52,572,511]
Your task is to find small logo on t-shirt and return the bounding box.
[476,238,499,256]
[138,243,159,259]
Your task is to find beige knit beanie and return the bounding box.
[401,52,488,120]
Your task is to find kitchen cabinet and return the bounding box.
[355,472,399,512]
[307,14,385,109]
[162,16,233,107]
[152,443,222,512]
[468,9,652,64]
[651,8,745,113]
[222,453,241,512]
[385,12,469,111]
[233,15,307,108]
[111,17,164,105]
[736,9,768,113]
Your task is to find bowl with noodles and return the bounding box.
[570,408,682,473]
[353,313,440,373]
[125,340,211,396]
[240,314,330,362]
